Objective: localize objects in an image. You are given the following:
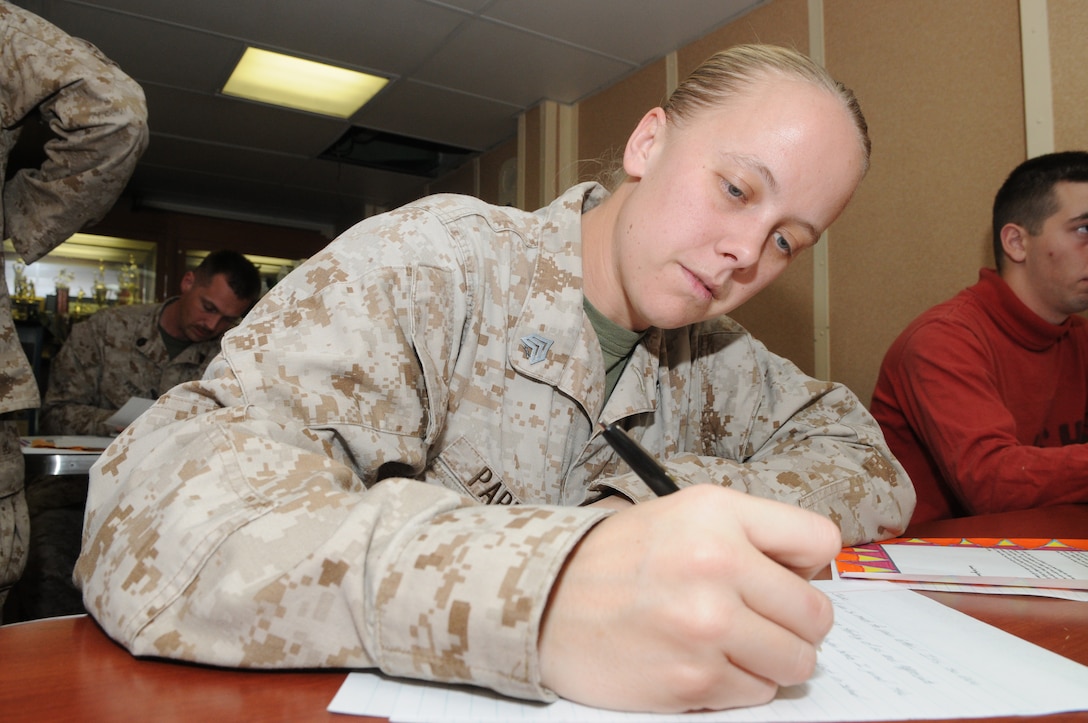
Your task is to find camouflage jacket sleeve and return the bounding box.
[75,192,614,702]
[1,1,149,262]
[79,389,606,701]
[596,320,916,545]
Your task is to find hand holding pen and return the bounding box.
[538,454,841,713]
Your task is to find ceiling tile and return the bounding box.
[142,85,349,156]
[483,0,769,64]
[45,3,241,92]
[354,80,519,151]
[416,20,635,106]
[64,0,472,74]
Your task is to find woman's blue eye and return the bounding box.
[726,183,744,199]
[775,234,793,255]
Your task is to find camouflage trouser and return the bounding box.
[0,419,27,622]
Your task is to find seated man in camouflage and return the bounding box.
[41,249,261,436]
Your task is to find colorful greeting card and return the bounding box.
[835,537,1088,590]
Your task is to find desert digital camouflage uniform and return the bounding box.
[0,0,147,616]
[41,300,221,436]
[77,183,915,702]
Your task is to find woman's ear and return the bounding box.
[623,107,667,179]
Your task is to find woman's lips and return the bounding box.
[681,265,719,301]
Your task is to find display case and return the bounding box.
[6,233,159,433]
[5,233,157,323]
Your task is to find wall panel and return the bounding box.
[824,0,1024,405]
[477,138,518,206]
[678,0,809,76]
[576,60,666,187]
[1050,0,1088,150]
[522,105,543,210]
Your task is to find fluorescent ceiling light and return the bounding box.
[222,47,387,119]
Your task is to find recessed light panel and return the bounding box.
[222,47,387,118]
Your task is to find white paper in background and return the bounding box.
[845,543,1088,589]
[328,583,1088,722]
[830,548,1088,600]
[104,396,154,429]
[886,579,1088,601]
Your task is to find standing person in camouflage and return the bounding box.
[0,1,147,621]
[77,45,914,713]
[7,250,257,621]
[41,250,261,437]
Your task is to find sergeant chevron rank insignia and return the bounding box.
[519,333,553,364]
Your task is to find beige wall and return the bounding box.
[483,0,1085,406]
[477,138,518,206]
[1050,0,1088,149]
[522,105,544,210]
[824,0,1025,404]
[576,60,667,186]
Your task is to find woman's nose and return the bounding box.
[716,227,765,268]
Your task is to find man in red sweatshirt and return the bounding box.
[871,151,1088,524]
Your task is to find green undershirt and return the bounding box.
[159,327,191,360]
[583,297,645,401]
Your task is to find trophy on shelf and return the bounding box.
[92,261,108,307]
[116,254,140,305]
[71,289,89,318]
[54,269,74,316]
[11,262,38,321]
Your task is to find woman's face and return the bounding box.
[599,77,866,331]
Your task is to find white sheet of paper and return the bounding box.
[104,397,155,429]
[830,550,1088,600]
[886,579,1088,601]
[328,584,1088,721]
[846,543,1088,589]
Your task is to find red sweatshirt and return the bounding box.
[871,268,1088,523]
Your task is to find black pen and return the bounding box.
[599,422,680,496]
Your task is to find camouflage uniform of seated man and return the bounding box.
[41,250,261,437]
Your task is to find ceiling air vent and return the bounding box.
[319,127,475,179]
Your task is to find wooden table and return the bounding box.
[1,504,1085,722]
